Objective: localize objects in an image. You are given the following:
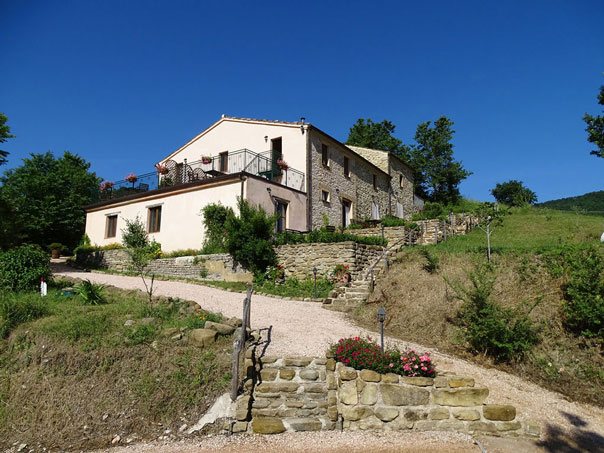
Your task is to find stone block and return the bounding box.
[287,417,323,432]
[360,384,378,405]
[339,381,358,405]
[189,328,217,347]
[380,384,430,406]
[340,367,358,381]
[327,390,337,406]
[326,359,336,371]
[403,409,428,422]
[400,377,434,387]
[468,421,498,433]
[231,421,248,433]
[429,407,450,420]
[359,416,383,430]
[300,369,319,381]
[374,406,399,422]
[314,358,327,365]
[276,408,299,418]
[305,383,327,394]
[447,376,475,388]
[415,420,465,431]
[483,404,516,421]
[204,321,236,335]
[261,356,278,364]
[256,382,299,394]
[525,420,541,437]
[356,379,366,392]
[260,369,278,381]
[432,388,489,407]
[252,408,278,417]
[326,373,337,390]
[452,408,480,421]
[252,417,286,434]
[224,317,243,328]
[359,369,381,382]
[236,396,250,421]
[285,399,304,408]
[434,377,448,388]
[252,398,270,409]
[495,421,522,431]
[341,405,372,421]
[279,368,296,380]
[327,405,338,421]
[382,373,400,384]
[284,357,312,367]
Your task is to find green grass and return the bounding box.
[204,277,334,299]
[434,206,604,254]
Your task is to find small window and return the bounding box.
[321,144,329,167]
[371,199,380,220]
[275,200,288,233]
[321,190,330,203]
[148,206,162,233]
[219,151,229,172]
[344,156,350,178]
[399,174,404,188]
[105,215,117,238]
[373,174,377,190]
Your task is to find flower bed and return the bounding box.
[330,336,435,377]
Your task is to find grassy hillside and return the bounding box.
[354,207,604,406]
[538,190,604,214]
[0,283,231,450]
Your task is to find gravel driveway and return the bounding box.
[55,269,604,451]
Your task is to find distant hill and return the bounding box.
[538,190,604,213]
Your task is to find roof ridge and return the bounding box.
[222,115,308,126]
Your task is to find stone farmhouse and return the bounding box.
[84,116,421,252]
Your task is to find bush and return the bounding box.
[0,244,51,291]
[450,265,539,362]
[0,291,51,337]
[275,228,387,247]
[420,248,439,273]
[162,249,203,258]
[201,204,232,254]
[75,280,107,305]
[330,336,435,377]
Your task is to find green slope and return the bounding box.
[538,190,604,214]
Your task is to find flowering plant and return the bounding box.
[99,181,114,191]
[276,159,289,170]
[330,336,435,377]
[125,173,138,183]
[155,163,169,175]
[201,155,212,164]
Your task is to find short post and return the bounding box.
[312,266,318,298]
[230,284,253,402]
[377,307,386,352]
[381,223,385,241]
[369,268,374,293]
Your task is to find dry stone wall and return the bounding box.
[275,242,383,280]
[235,351,531,438]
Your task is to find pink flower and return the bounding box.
[389,363,394,368]
[403,364,411,371]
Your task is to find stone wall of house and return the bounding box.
[308,131,390,230]
[75,249,252,282]
[275,242,384,280]
[388,155,415,219]
[234,351,530,437]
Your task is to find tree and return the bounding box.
[402,117,471,204]
[584,85,604,158]
[0,113,14,166]
[491,180,537,206]
[0,151,100,250]
[346,118,404,153]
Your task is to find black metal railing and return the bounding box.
[95,148,305,202]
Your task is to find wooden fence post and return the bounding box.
[230,285,253,402]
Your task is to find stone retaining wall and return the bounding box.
[275,242,383,280]
[234,350,532,438]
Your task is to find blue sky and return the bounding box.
[1,0,603,202]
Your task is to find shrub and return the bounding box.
[420,248,439,273]
[449,265,539,362]
[330,336,435,377]
[0,291,51,337]
[201,203,232,253]
[0,244,51,291]
[75,279,107,305]
[275,228,387,247]
[162,249,203,258]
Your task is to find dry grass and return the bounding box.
[0,287,232,451]
[354,249,604,407]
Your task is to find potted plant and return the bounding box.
[276,159,289,171]
[201,155,212,165]
[155,163,169,175]
[99,181,114,191]
[49,242,66,259]
[125,173,138,187]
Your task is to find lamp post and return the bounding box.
[313,266,318,298]
[377,307,386,352]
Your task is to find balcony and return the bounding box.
[95,148,306,202]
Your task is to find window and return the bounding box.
[372,174,377,190]
[275,199,288,233]
[148,206,162,233]
[344,156,350,178]
[399,174,404,188]
[321,144,329,167]
[342,199,352,228]
[396,201,404,218]
[105,215,117,238]
[321,190,330,203]
[371,199,380,220]
[219,151,229,172]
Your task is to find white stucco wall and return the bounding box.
[244,177,308,232]
[85,180,243,252]
[162,118,308,185]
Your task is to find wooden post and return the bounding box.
[230,285,254,402]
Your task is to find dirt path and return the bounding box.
[56,268,604,451]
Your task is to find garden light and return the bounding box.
[377,307,386,352]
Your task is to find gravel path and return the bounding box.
[56,269,604,451]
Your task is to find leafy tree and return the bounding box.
[0,113,14,166]
[401,117,471,204]
[0,152,99,250]
[346,118,404,153]
[201,203,232,253]
[491,180,537,206]
[584,85,604,158]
